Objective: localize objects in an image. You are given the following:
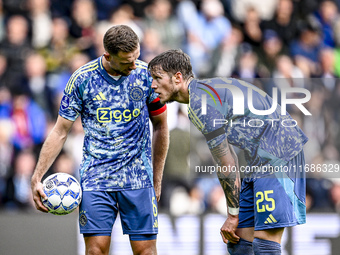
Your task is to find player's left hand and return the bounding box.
[220,214,240,244]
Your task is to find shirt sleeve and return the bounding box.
[58,75,83,121]
[189,96,227,149]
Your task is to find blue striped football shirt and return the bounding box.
[59,56,160,191]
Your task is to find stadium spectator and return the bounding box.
[49,0,74,18]
[318,47,338,98]
[123,0,153,19]
[39,17,79,73]
[89,22,111,58]
[333,12,340,70]
[177,0,231,76]
[0,15,32,93]
[22,53,54,119]
[27,0,53,49]
[294,0,320,19]
[10,91,47,152]
[240,7,263,54]
[0,86,10,118]
[140,28,165,63]
[313,0,339,48]
[2,0,29,16]
[144,0,184,50]
[230,0,277,22]
[107,4,144,43]
[302,86,330,163]
[212,25,244,78]
[0,118,14,205]
[257,29,287,78]
[272,55,305,90]
[93,0,122,21]
[328,79,340,123]
[290,18,323,76]
[4,149,36,210]
[261,0,298,49]
[0,53,7,86]
[69,0,97,58]
[231,43,261,83]
[0,0,5,43]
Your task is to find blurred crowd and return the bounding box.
[0,0,340,215]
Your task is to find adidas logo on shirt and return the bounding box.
[93,92,107,101]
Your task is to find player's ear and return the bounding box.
[103,52,111,61]
[174,72,183,84]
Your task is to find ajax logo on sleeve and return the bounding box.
[61,95,70,110]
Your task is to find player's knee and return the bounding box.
[86,246,109,255]
[132,245,157,255]
[84,236,110,255]
[252,238,281,255]
[227,238,254,255]
[133,248,157,255]
[130,239,157,255]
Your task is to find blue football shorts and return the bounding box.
[238,150,306,231]
[79,187,158,240]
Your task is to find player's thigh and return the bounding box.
[84,235,111,255]
[79,191,118,235]
[130,239,157,255]
[117,187,158,235]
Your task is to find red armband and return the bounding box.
[148,97,167,116]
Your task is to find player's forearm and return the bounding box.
[210,140,241,214]
[217,168,240,212]
[152,122,169,188]
[228,144,239,170]
[31,127,68,183]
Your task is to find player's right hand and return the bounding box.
[220,214,240,244]
[31,181,49,213]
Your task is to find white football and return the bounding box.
[41,173,82,215]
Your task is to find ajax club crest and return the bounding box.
[129,87,144,101]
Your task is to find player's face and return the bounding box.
[106,46,140,76]
[151,67,178,104]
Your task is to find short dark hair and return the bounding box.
[148,49,194,81]
[103,25,139,55]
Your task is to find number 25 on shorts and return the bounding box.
[256,190,276,212]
